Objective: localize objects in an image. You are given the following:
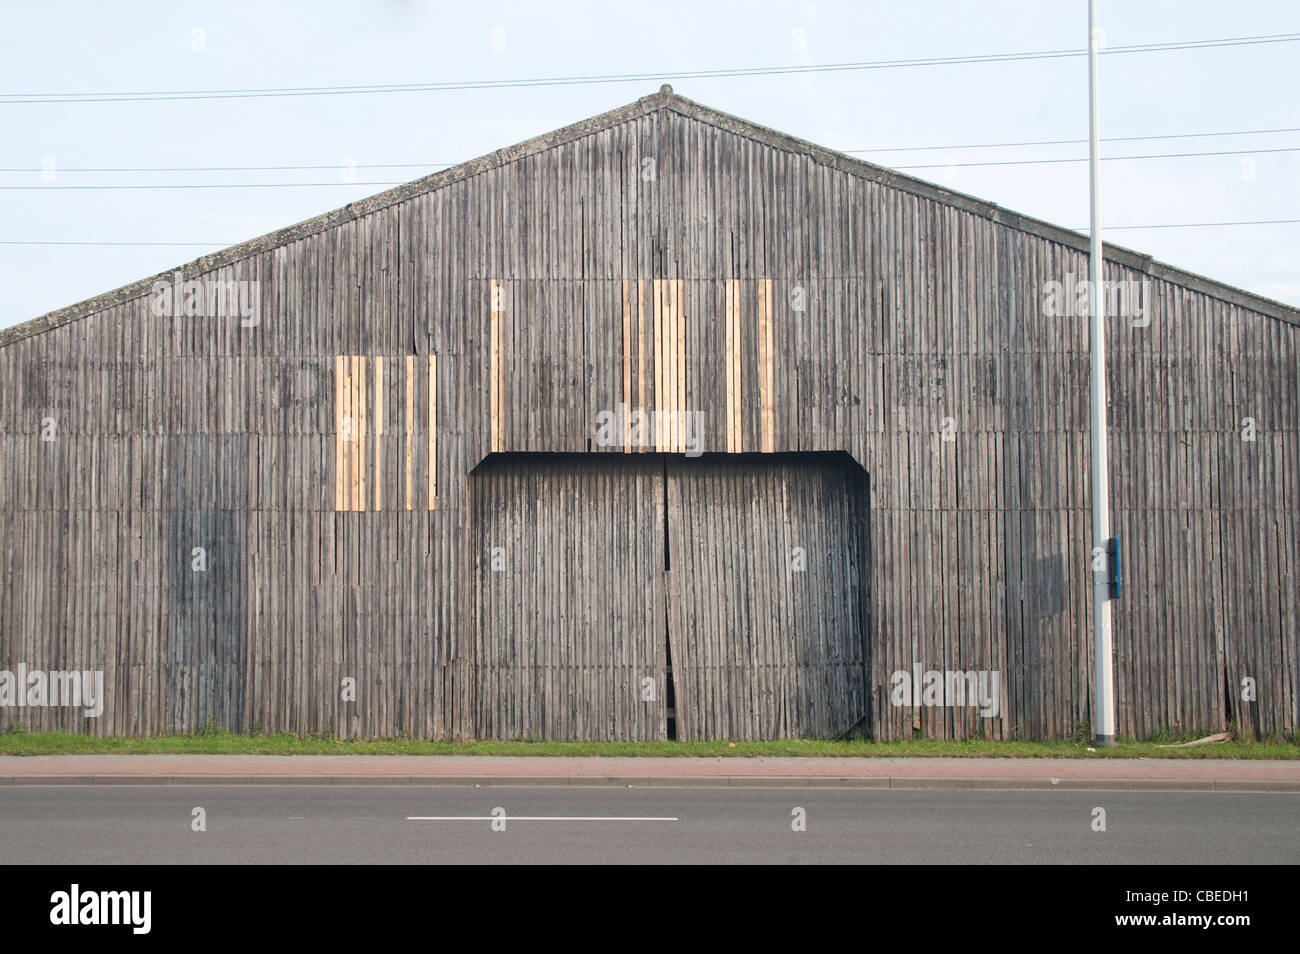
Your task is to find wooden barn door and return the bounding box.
[468,454,668,740]
[665,453,871,740]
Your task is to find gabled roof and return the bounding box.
[4,84,1297,347]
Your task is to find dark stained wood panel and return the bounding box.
[666,453,870,740]
[0,94,1295,740]
[468,453,665,741]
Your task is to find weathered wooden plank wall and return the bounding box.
[0,93,1295,740]
[666,453,870,740]
[469,453,665,741]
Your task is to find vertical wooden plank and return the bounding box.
[490,278,503,453]
[681,278,691,454]
[664,277,674,452]
[404,354,414,510]
[338,356,348,512]
[654,278,664,451]
[345,355,356,511]
[724,279,733,453]
[725,278,741,453]
[428,354,438,508]
[760,277,775,453]
[621,279,632,451]
[637,279,647,451]
[665,277,676,451]
[373,356,384,511]
[347,356,359,512]
[356,356,367,512]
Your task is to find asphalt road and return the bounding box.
[2,785,1297,864]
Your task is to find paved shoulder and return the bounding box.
[2,754,1298,791]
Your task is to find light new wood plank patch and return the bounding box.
[490,279,505,454]
[333,354,437,512]
[725,279,741,453]
[636,279,647,452]
[674,278,686,453]
[653,279,663,451]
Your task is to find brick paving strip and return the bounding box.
[2,755,1299,791]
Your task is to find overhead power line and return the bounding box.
[848,125,1300,154]
[0,162,453,174]
[0,181,405,190]
[894,145,1300,169]
[5,125,1299,176]
[0,241,225,246]
[1,32,1296,104]
[1074,218,1300,231]
[4,141,1296,190]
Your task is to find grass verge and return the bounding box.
[1,728,1298,759]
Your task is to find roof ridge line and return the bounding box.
[0,87,674,348]
[657,91,1299,326]
[3,83,1296,347]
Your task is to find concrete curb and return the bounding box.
[2,774,1298,792]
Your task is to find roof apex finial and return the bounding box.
[659,84,673,96]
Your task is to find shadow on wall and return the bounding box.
[167,434,247,733]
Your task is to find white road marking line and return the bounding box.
[407,816,678,822]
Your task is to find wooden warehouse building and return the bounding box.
[1,87,1296,742]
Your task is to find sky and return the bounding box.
[2,0,1298,328]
